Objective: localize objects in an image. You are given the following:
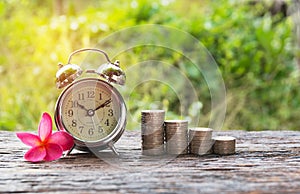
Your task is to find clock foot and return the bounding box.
[108,143,119,156]
[64,145,75,156]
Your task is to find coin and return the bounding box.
[142,144,164,149]
[142,135,164,143]
[189,128,213,139]
[141,110,165,156]
[141,126,164,136]
[190,140,213,147]
[164,120,188,126]
[165,120,189,155]
[190,146,213,155]
[142,146,165,156]
[188,128,213,155]
[213,136,236,155]
[165,133,188,139]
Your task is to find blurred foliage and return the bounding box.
[0,0,299,131]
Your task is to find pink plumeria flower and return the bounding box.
[16,112,74,162]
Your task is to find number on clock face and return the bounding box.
[60,80,120,142]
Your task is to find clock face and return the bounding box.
[57,79,124,142]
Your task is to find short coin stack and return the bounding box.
[141,110,165,156]
[165,120,189,155]
[189,128,214,155]
[213,136,236,155]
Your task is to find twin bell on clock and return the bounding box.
[54,48,127,156]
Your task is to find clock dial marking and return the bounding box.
[59,79,121,142]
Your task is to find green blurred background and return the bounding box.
[0,0,299,131]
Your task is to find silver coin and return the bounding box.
[142,139,164,144]
[142,147,165,156]
[166,128,188,131]
[213,145,235,150]
[165,125,188,128]
[189,128,214,155]
[165,119,188,123]
[213,143,235,148]
[165,120,188,127]
[142,144,164,148]
[213,136,236,142]
[190,147,212,151]
[189,129,212,140]
[165,132,188,137]
[141,111,165,126]
[142,138,164,144]
[213,145,235,149]
[190,146,213,152]
[142,112,165,120]
[189,134,212,140]
[190,149,213,155]
[141,126,164,132]
[166,140,189,145]
[142,144,164,149]
[142,123,164,126]
[190,143,213,148]
[166,140,188,145]
[191,145,212,149]
[165,133,188,139]
[212,136,236,155]
[165,128,188,132]
[213,148,235,152]
[141,126,164,134]
[213,149,235,155]
[190,137,212,142]
[141,114,165,118]
[141,124,164,128]
[141,117,165,121]
[190,134,212,139]
[141,133,164,138]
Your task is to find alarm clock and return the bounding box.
[54,48,127,155]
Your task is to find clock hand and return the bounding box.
[77,102,90,116]
[91,116,98,131]
[77,102,89,111]
[94,98,112,111]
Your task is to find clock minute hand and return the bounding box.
[94,98,112,111]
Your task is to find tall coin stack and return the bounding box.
[189,128,214,155]
[213,136,236,155]
[141,110,165,156]
[165,120,189,155]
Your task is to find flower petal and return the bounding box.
[16,132,41,147]
[48,131,74,151]
[38,112,53,141]
[24,146,47,162]
[44,143,63,161]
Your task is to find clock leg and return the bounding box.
[108,142,119,156]
[64,144,75,156]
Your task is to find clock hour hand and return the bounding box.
[94,98,111,111]
[77,102,88,111]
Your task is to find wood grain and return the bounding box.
[0,130,299,193]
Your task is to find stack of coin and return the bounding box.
[189,128,214,155]
[141,110,165,156]
[165,120,189,155]
[213,136,236,155]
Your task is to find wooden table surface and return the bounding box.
[0,130,300,193]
